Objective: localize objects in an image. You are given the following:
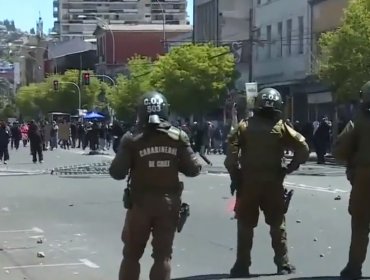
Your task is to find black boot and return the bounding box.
[340,265,362,280]
[229,263,250,278]
[277,264,296,275]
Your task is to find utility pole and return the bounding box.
[216,0,220,46]
[192,0,196,44]
[248,7,254,83]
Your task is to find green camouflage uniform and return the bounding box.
[333,81,370,280]
[225,113,309,276]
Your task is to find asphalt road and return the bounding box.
[0,147,369,280]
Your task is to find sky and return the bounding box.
[0,0,194,33]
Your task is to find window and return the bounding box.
[277,22,283,57]
[266,25,271,58]
[286,19,292,55]
[298,16,304,54]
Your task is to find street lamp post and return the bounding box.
[91,74,116,120]
[58,81,81,112]
[154,0,166,50]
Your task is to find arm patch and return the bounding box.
[284,122,306,142]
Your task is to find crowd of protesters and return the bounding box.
[0,115,337,166]
[0,119,126,164]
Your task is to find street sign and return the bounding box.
[245,82,258,109]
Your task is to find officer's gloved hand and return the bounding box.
[230,169,242,195]
[283,163,298,175]
[346,167,354,184]
[230,181,237,195]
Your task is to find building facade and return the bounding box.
[194,0,252,85]
[306,0,349,121]
[94,24,192,75]
[194,0,251,42]
[252,0,311,121]
[53,0,188,41]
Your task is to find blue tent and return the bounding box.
[83,112,105,120]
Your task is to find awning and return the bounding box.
[307,91,333,104]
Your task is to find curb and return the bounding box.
[0,171,49,176]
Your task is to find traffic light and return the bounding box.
[53,80,59,91]
[83,72,90,85]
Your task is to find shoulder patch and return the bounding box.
[277,119,284,126]
[179,129,191,145]
[239,120,248,131]
[231,120,248,134]
[167,126,181,141]
[341,121,355,134]
[284,122,306,142]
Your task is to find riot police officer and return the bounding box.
[333,81,370,280]
[224,88,309,277]
[109,91,201,280]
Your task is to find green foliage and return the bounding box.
[15,45,237,120]
[151,44,236,115]
[15,69,107,119]
[107,56,154,121]
[318,0,370,102]
[0,104,17,119]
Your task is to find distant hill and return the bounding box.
[0,19,28,63]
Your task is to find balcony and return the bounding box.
[69,9,84,13]
[123,9,139,13]
[164,9,181,12]
[110,20,126,24]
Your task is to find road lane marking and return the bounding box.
[80,259,100,268]
[285,182,348,194]
[205,173,349,193]
[29,235,44,239]
[3,259,99,270]
[32,227,44,233]
[0,227,44,234]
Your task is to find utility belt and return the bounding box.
[123,180,190,233]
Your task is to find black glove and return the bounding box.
[230,181,238,196]
[230,169,242,196]
[346,167,354,184]
[283,163,298,175]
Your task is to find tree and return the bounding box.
[107,56,154,121]
[150,44,236,115]
[2,19,16,31]
[16,70,110,119]
[30,28,35,34]
[15,83,45,117]
[0,104,17,119]
[318,0,370,103]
